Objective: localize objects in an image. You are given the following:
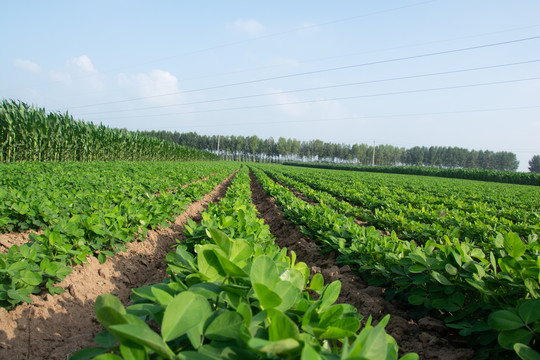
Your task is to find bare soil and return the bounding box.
[0,172,235,360]
[0,230,43,254]
[248,169,474,360]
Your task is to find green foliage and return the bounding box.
[73,167,416,359]
[266,164,540,243]
[530,155,540,174]
[251,165,540,358]
[488,299,540,357]
[0,99,218,162]
[0,161,238,308]
[284,162,540,186]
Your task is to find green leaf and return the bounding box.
[301,344,322,360]
[21,270,43,286]
[514,343,540,360]
[175,351,219,360]
[120,340,148,360]
[251,255,279,288]
[280,268,305,291]
[161,291,211,342]
[504,232,526,259]
[319,304,345,329]
[237,302,252,327]
[518,299,540,324]
[186,294,213,350]
[274,281,300,312]
[319,326,355,339]
[206,228,232,256]
[249,337,300,354]
[8,261,27,272]
[204,310,244,341]
[171,245,197,270]
[498,328,533,350]
[399,354,420,360]
[268,309,299,341]
[93,354,123,360]
[108,323,174,359]
[69,347,109,360]
[309,273,324,292]
[408,295,425,306]
[7,289,33,304]
[445,263,458,276]
[126,303,162,317]
[230,238,253,263]
[151,287,173,307]
[494,233,505,249]
[488,310,524,331]
[430,271,452,285]
[94,294,128,329]
[408,265,427,273]
[214,251,249,278]
[353,323,389,360]
[253,283,281,310]
[197,248,226,281]
[94,330,118,347]
[318,281,341,311]
[188,283,221,300]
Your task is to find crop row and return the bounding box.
[0,161,238,308]
[0,99,217,162]
[72,167,418,360]
[267,164,540,245]
[283,162,540,186]
[251,166,540,358]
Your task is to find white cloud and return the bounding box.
[48,55,103,90]
[233,19,264,37]
[117,69,181,105]
[13,59,41,74]
[70,55,96,73]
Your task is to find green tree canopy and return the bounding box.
[529,155,540,173]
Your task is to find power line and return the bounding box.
[87,0,440,74]
[75,59,540,116]
[129,104,540,130]
[69,34,540,109]
[177,24,540,82]
[77,76,540,120]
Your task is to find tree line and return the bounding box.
[138,130,521,171]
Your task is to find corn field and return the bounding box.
[0,99,217,162]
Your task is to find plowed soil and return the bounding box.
[0,172,235,360]
[248,170,474,360]
[0,230,43,254]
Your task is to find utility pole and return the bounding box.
[217,135,220,159]
[372,140,376,166]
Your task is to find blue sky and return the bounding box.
[1,0,539,170]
